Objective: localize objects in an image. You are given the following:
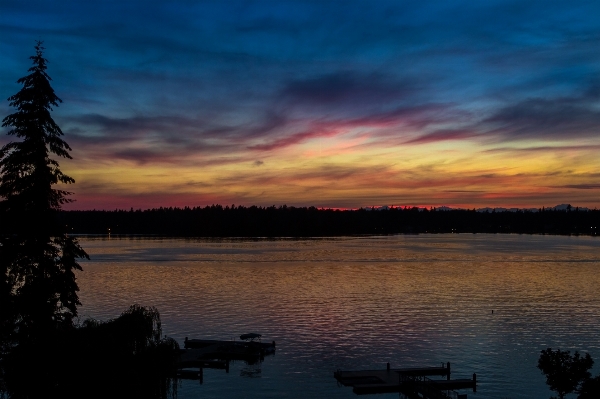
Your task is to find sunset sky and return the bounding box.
[2,1,600,210]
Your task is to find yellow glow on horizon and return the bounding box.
[59,133,600,210]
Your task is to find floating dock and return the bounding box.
[334,363,476,398]
[184,338,275,354]
[178,351,230,369]
[177,335,276,380]
[182,337,275,362]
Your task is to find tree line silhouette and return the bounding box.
[57,205,600,236]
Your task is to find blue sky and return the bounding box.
[2,1,600,209]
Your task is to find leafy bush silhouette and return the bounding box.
[538,348,593,399]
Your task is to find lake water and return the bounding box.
[75,234,600,399]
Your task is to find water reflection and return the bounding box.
[76,235,600,399]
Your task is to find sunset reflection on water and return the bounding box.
[76,235,600,399]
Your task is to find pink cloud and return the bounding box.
[248,127,342,151]
[403,128,479,145]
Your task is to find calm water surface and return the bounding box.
[76,235,600,399]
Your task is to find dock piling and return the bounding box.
[473,373,476,392]
[387,362,390,371]
[447,362,451,381]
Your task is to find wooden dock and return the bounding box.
[334,363,476,398]
[178,349,230,369]
[184,338,276,354]
[177,335,276,380]
[182,337,275,363]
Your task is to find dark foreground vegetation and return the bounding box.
[57,206,600,236]
[1,44,179,399]
[538,348,600,399]
[2,305,179,399]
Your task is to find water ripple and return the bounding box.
[76,235,600,399]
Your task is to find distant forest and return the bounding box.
[52,206,600,236]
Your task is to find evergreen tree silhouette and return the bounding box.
[0,41,88,347]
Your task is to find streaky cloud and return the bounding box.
[556,184,600,190]
[280,71,418,107]
[484,92,600,141]
[404,128,479,145]
[248,127,340,151]
[484,144,600,153]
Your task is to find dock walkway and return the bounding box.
[177,336,276,380]
[334,363,476,398]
